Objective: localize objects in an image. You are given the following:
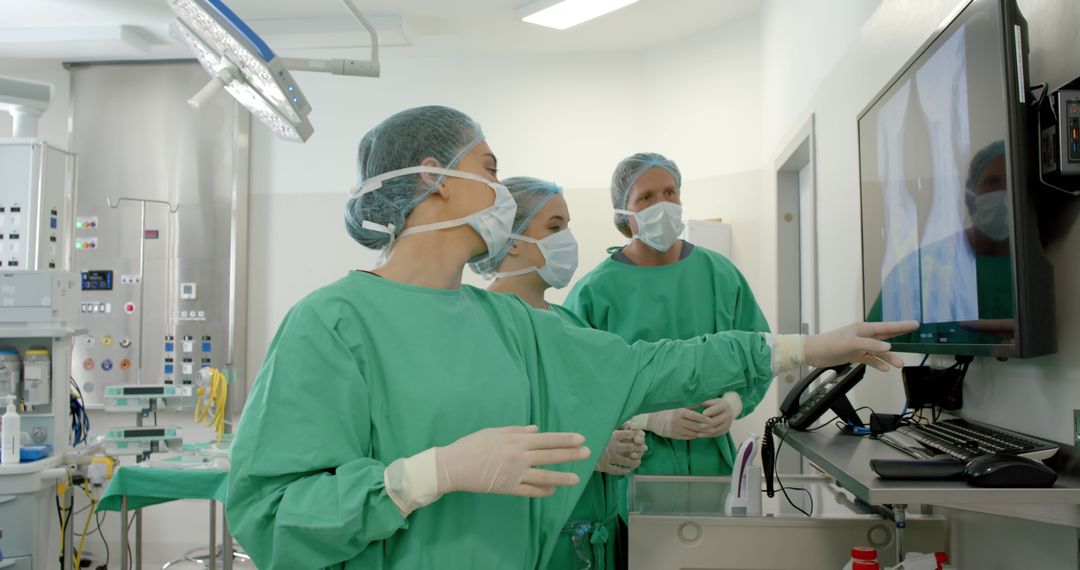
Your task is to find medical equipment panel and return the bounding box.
[68,62,249,407]
[0,141,74,272]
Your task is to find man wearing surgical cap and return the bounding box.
[565,152,773,542]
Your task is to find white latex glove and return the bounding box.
[437,425,589,495]
[595,428,647,475]
[384,425,588,517]
[696,392,743,438]
[800,321,919,371]
[641,408,713,440]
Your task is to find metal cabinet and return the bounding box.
[628,475,948,569]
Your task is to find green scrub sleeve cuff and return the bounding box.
[227,456,408,570]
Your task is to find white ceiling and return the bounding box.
[0,0,761,60]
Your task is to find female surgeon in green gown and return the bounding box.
[471,176,650,570]
[565,153,774,529]
[225,106,917,570]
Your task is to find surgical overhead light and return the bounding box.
[167,0,381,142]
[518,0,640,31]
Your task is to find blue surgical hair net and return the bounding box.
[469,176,562,277]
[610,152,682,237]
[344,105,486,249]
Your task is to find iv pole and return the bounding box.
[105,196,179,570]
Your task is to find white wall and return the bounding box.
[760,0,1080,566]
[752,0,884,331]
[641,13,763,180]
[759,0,884,164]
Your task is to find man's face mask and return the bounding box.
[970,190,1010,242]
[615,201,685,252]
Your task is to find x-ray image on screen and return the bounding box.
[875,27,979,324]
[861,3,1016,348]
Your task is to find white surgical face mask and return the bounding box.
[494,229,579,289]
[615,201,685,252]
[352,166,516,263]
[971,190,1010,242]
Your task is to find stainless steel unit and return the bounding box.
[628,475,949,569]
[68,63,249,406]
[0,140,75,271]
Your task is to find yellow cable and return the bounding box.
[212,368,228,444]
[194,368,228,444]
[195,385,208,423]
[57,477,69,558]
[75,481,96,568]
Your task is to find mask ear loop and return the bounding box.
[614,209,643,243]
[490,235,541,279]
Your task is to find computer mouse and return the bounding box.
[962,454,1057,488]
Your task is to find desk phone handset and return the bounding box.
[779,364,868,431]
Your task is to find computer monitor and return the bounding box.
[859,0,1056,358]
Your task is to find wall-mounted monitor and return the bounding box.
[859,0,1056,358]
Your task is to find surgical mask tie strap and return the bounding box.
[396,204,499,240]
[493,266,538,279]
[361,220,398,249]
[361,206,499,248]
[356,164,506,245]
[350,166,497,197]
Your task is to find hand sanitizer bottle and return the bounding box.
[1,395,20,464]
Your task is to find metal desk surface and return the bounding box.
[776,425,1080,506]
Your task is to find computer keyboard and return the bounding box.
[896,418,1058,462]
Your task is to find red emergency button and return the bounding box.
[124,302,136,314]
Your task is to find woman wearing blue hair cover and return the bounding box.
[226,105,916,569]
[471,176,646,569]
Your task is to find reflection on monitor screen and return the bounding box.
[860,1,1017,349]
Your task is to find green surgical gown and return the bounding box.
[547,303,622,570]
[564,244,771,519]
[226,271,772,570]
